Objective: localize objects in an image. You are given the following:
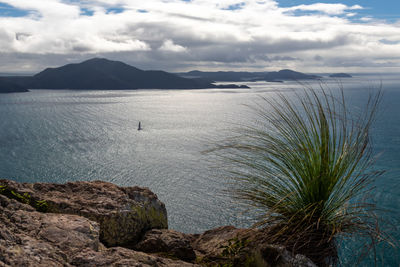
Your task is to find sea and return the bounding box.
[0,75,399,266]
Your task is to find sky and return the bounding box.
[0,0,399,73]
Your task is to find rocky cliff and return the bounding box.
[0,180,316,267]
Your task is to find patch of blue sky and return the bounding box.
[288,9,329,16]
[380,39,400,45]
[80,8,94,16]
[106,7,125,14]
[277,0,400,22]
[222,2,246,10]
[182,0,245,10]
[0,3,30,17]
[137,9,148,13]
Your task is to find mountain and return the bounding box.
[180,71,267,82]
[264,69,320,81]
[5,58,245,90]
[178,69,321,82]
[0,78,29,93]
[329,73,352,78]
[0,59,322,91]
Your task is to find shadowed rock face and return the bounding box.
[135,229,197,262]
[135,226,317,267]
[0,179,168,247]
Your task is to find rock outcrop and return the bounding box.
[0,179,167,247]
[135,227,317,266]
[0,194,196,267]
[0,179,316,267]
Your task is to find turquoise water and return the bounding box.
[0,77,399,265]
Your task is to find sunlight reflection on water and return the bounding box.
[0,77,399,265]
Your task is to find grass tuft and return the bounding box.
[208,85,391,265]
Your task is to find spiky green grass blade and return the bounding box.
[209,86,386,265]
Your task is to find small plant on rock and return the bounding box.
[210,86,390,265]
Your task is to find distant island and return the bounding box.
[177,69,321,82]
[0,58,249,93]
[0,78,29,93]
[264,69,320,82]
[329,73,352,78]
[1,58,328,93]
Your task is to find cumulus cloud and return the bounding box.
[0,0,399,73]
[283,3,362,15]
[159,40,187,52]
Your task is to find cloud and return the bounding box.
[0,0,399,73]
[159,39,187,52]
[283,3,362,15]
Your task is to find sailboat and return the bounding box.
[138,121,143,131]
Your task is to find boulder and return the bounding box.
[0,179,168,247]
[136,229,196,262]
